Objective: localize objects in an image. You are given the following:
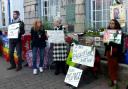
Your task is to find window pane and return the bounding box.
[96,11,102,21]
[95,22,102,29]
[44,1,48,7]
[93,0,95,10]
[96,0,102,10]
[102,22,108,28]
[103,10,109,20]
[103,0,111,9]
[93,11,95,20]
[93,22,96,29]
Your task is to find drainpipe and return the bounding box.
[0,0,3,26]
[8,0,11,24]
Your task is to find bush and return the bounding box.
[43,21,53,30]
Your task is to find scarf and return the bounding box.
[12,18,21,23]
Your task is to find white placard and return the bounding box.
[64,66,83,87]
[72,45,95,67]
[103,30,122,44]
[110,4,126,27]
[47,30,65,43]
[8,23,20,39]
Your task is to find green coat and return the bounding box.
[66,51,77,67]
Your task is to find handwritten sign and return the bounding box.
[103,30,122,44]
[8,23,20,39]
[64,66,83,87]
[47,30,65,43]
[72,45,95,67]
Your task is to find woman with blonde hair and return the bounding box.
[30,19,47,75]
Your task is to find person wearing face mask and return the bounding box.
[7,11,25,71]
[104,19,124,89]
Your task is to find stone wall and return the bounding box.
[60,0,85,32]
[24,0,38,33]
[75,0,85,32]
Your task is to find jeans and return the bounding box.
[32,47,44,69]
[9,40,22,67]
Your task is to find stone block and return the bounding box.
[76,0,84,5]
[75,4,85,14]
[74,23,85,32]
[75,14,85,23]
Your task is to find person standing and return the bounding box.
[7,11,25,71]
[104,19,124,89]
[31,19,47,75]
[51,17,67,75]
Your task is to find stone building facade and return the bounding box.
[24,0,61,32]
[60,0,85,32]
[24,0,39,32]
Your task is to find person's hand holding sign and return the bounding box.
[39,35,41,38]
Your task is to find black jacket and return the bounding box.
[104,33,124,57]
[9,21,25,42]
[30,27,47,48]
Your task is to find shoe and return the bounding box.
[54,71,60,75]
[16,66,22,71]
[33,69,38,75]
[108,80,114,87]
[24,63,28,67]
[113,84,119,89]
[70,86,77,89]
[126,85,128,89]
[39,67,43,73]
[62,71,67,75]
[7,66,16,70]
[65,83,70,86]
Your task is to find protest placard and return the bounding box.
[8,23,20,39]
[110,4,126,27]
[72,45,95,67]
[47,30,65,43]
[103,30,122,44]
[64,66,83,87]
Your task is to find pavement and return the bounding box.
[0,57,127,89]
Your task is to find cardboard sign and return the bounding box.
[103,30,122,44]
[8,23,20,39]
[72,45,95,67]
[110,4,126,27]
[47,30,65,43]
[64,66,83,87]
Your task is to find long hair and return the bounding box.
[33,19,43,31]
[107,19,121,29]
